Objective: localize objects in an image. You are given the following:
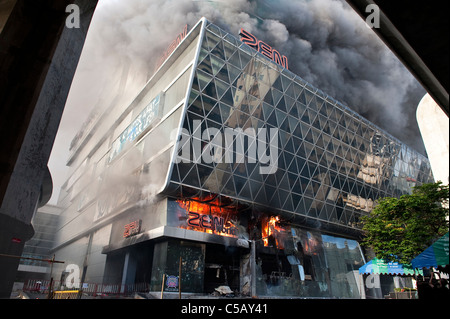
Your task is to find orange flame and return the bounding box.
[262,216,285,248]
[176,196,237,238]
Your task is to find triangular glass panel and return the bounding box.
[214,78,229,99]
[233,175,247,196]
[223,41,237,61]
[300,162,310,178]
[296,141,307,158]
[266,186,279,204]
[308,109,317,125]
[197,54,213,74]
[280,75,292,92]
[296,101,307,118]
[282,194,294,212]
[210,40,226,61]
[202,95,216,115]
[249,165,263,182]
[303,182,314,197]
[267,111,278,127]
[318,100,327,117]
[304,142,315,158]
[227,63,242,84]
[203,80,218,100]
[191,74,200,92]
[301,109,310,124]
[239,51,251,69]
[287,116,298,135]
[263,89,274,104]
[228,51,241,69]
[272,76,283,92]
[288,101,299,118]
[284,95,295,112]
[216,64,230,83]
[276,96,287,112]
[312,114,321,129]
[202,170,220,193]
[275,109,287,127]
[290,82,301,99]
[280,117,290,133]
[292,194,304,213]
[254,185,268,205]
[238,180,252,199]
[210,55,226,76]
[297,90,307,105]
[206,23,221,37]
[285,82,295,98]
[278,172,291,191]
[170,163,181,183]
[222,176,236,196]
[197,69,212,91]
[291,176,302,195]
[183,165,201,188]
[258,82,271,100]
[262,102,274,121]
[271,88,283,106]
[197,164,214,186]
[220,88,234,107]
[206,103,222,123]
[303,89,315,106]
[188,96,205,117]
[197,47,209,65]
[304,129,314,143]
[206,31,221,51]
[248,81,260,99]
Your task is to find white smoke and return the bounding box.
[86,0,425,150]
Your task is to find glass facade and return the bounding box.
[164,21,434,237]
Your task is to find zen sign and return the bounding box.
[123,220,141,238]
[239,28,289,70]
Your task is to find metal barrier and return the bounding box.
[52,290,81,299]
[23,279,150,298]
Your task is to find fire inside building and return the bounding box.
[52,18,434,298]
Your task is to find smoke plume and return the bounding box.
[50,0,427,202]
[88,0,425,150]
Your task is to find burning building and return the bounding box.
[52,18,434,298]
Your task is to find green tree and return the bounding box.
[361,182,449,264]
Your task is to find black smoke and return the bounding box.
[51,0,427,203]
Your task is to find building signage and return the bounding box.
[109,94,162,162]
[187,212,238,237]
[155,24,188,72]
[239,28,289,70]
[123,220,141,238]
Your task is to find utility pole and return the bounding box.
[250,240,256,298]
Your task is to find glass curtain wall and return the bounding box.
[166,21,434,235]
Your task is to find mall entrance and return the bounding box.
[204,243,241,294]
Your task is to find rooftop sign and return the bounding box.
[239,28,289,70]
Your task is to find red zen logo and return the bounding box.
[187,212,237,236]
[239,28,289,70]
[123,220,141,238]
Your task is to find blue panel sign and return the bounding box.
[109,94,162,162]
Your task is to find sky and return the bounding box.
[48,0,427,204]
